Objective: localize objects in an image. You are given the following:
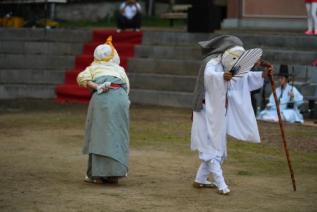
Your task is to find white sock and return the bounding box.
[208,159,228,190]
[195,161,210,183]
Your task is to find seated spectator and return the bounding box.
[117,0,142,32]
[257,64,304,123]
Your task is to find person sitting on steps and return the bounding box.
[257,64,304,123]
[117,0,142,32]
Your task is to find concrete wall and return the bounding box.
[56,2,119,22]
[228,0,307,19]
[243,0,306,18]
[55,2,169,21]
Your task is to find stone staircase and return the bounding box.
[0,28,91,99]
[128,32,206,107]
[128,31,317,109]
[0,28,316,115]
[55,30,142,103]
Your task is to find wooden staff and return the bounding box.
[267,65,296,191]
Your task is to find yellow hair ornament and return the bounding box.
[105,35,113,45]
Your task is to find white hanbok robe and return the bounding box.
[258,84,304,123]
[191,57,264,161]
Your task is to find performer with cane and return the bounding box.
[191,35,272,195]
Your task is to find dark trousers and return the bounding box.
[251,89,261,115]
[117,13,141,30]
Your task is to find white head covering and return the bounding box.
[221,46,245,71]
[93,36,120,65]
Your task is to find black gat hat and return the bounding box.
[278,64,289,78]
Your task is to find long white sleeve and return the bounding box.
[77,67,93,87]
[247,71,264,91]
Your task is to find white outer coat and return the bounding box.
[191,57,264,161]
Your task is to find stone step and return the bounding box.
[0,54,75,69]
[128,72,316,97]
[221,18,306,31]
[141,31,208,46]
[129,73,196,92]
[135,45,317,64]
[141,31,317,50]
[130,88,193,108]
[0,41,84,55]
[216,28,306,36]
[229,33,317,51]
[263,49,317,65]
[128,58,200,75]
[134,45,201,60]
[0,69,65,84]
[0,84,56,99]
[299,84,317,97]
[0,28,92,42]
[128,57,317,79]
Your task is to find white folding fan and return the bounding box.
[230,48,263,77]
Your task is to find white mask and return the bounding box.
[221,46,245,71]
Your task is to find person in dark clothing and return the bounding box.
[117,0,142,32]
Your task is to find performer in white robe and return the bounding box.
[191,35,272,195]
[258,65,304,123]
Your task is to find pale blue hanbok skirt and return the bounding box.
[83,76,129,178]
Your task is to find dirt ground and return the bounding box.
[0,100,316,212]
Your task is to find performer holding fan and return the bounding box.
[191,35,272,195]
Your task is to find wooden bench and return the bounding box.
[160,4,192,27]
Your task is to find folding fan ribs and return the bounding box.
[55,30,142,103]
[231,48,263,77]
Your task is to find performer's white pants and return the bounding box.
[195,157,228,190]
[306,3,317,31]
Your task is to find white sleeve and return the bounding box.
[247,71,264,91]
[204,62,226,97]
[77,67,93,87]
[292,87,304,106]
[267,93,275,107]
[204,61,224,79]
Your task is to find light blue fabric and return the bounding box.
[258,84,304,123]
[83,76,130,177]
[86,154,127,178]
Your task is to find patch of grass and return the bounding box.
[227,139,317,177]
[130,105,191,149]
[237,170,252,176]
[0,99,87,130]
[0,100,316,179]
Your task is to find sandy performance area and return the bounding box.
[0,100,316,212]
